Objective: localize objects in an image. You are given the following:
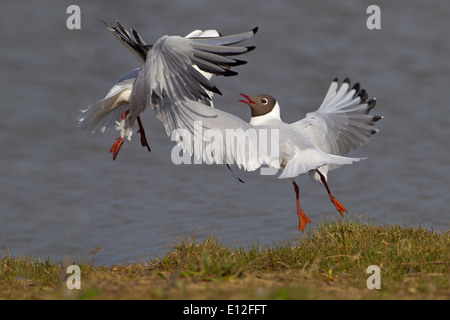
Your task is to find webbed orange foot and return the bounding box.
[330,195,347,217]
[297,209,312,233]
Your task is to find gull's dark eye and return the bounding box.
[261,98,268,105]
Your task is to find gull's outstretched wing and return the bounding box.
[162,98,267,172]
[130,27,258,116]
[157,98,360,176]
[291,78,382,179]
[292,78,382,156]
[79,24,255,136]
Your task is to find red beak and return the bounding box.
[239,93,255,104]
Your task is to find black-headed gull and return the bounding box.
[239,78,382,230]
[78,22,258,159]
[153,78,381,232]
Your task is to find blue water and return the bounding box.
[0,0,449,265]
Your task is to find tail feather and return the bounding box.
[278,148,362,179]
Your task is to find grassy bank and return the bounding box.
[1,218,448,299]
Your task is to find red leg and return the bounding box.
[109,109,130,160]
[136,116,151,152]
[292,180,311,232]
[316,170,347,216]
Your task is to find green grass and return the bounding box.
[1,217,448,299]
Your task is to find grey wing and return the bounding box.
[292,78,382,156]
[161,99,273,172]
[130,28,258,116]
[103,21,149,63]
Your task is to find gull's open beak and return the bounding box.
[239,93,255,104]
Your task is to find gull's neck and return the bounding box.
[249,101,281,126]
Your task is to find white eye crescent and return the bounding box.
[261,98,268,105]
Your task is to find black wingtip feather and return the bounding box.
[358,89,368,103]
[222,69,239,77]
[366,98,377,111]
[245,46,256,53]
[116,21,127,34]
[131,28,144,45]
[228,59,247,67]
[372,115,383,122]
[210,85,222,95]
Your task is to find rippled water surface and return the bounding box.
[1,0,449,265]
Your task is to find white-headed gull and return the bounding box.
[151,78,382,232]
[78,21,258,159]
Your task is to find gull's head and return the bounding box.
[239,93,280,120]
